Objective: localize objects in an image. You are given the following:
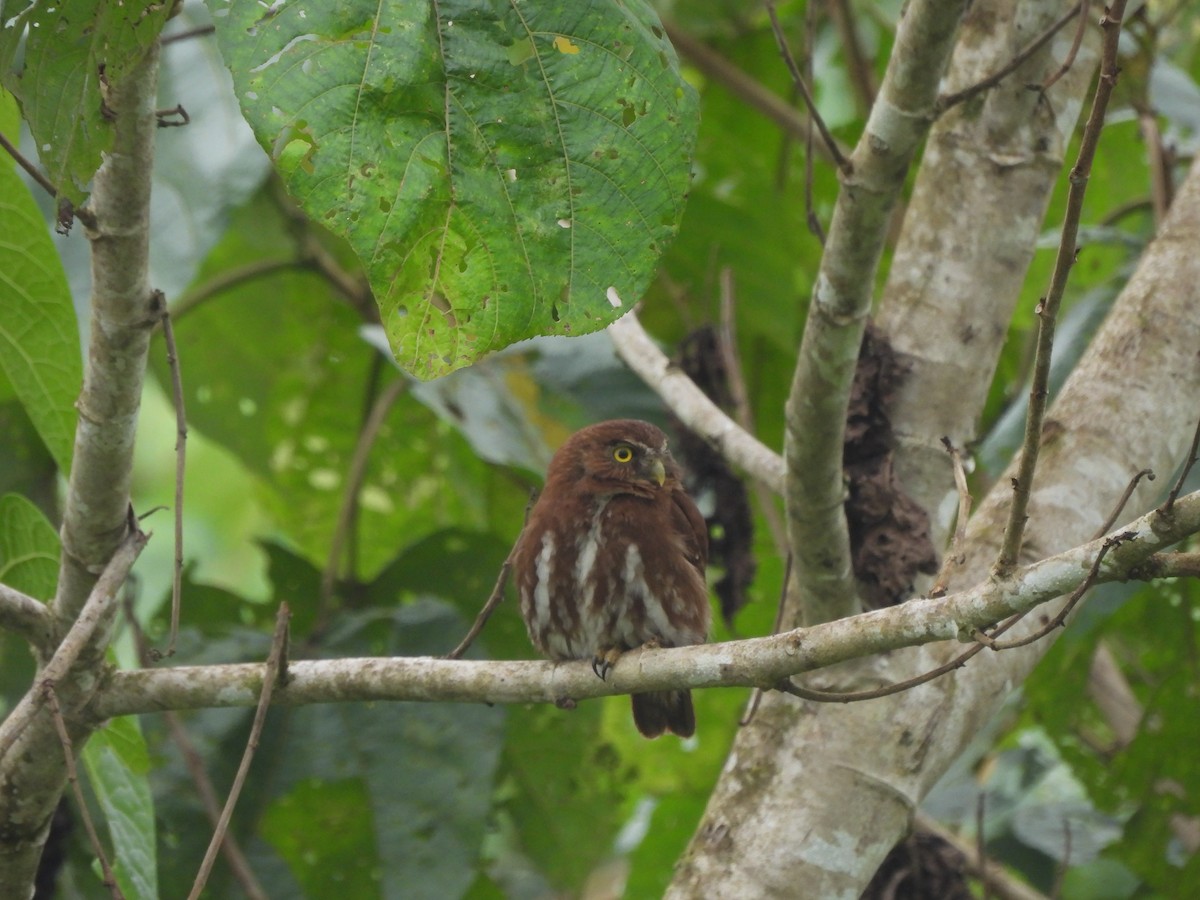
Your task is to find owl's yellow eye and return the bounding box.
[612,445,634,463]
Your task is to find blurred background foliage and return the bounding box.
[1,0,1199,897]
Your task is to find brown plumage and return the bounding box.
[512,419,710,738]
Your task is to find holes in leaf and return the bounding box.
[506,37,535,66]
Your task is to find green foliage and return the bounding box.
[212,0,698,378]
[0,148,80,472]
[150,599,505,899]
[0,492,58,599]
[0,493,57,714]
[81,717,158,900]
[0,0,173,204]
[3,0,1200,897]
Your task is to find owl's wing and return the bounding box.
[671,488,709,573]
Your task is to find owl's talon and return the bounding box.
[592,647,623,681]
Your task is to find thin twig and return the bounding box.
[318,377,408,619]
[776,640,988,703]
[1136,106,1174,226]
[775,531,1129,704]
[46,686,124,899]
[930,437,973,597]
[1049,819,1072,899]
[802,0,825,244]
[1093,468,1154,538]
[661,22,846,163]
[161,24,216,46]
[978,793,990,900]
[608,311,786,494]
[916,813,1050,900]
[0,526,148,764]
[1163,417,1200,515]
[448,491,540,659]
[169,257,304,322]
[0,129,59,198]
[159,294,186,658]
[0,583,58,654]
[165,713,269,899]
[446,559,514,660]
[1041,1,1091,92]
[827,0,876,114]
[740,552,793,726]
[765,2,852,173]
[718,269,788,557]
[987,533,1132,651]
[937,2,1083,113]
[155,104,190,127]
[188,603,291,900]
[994,1,1129,577]
[122,594,269,899]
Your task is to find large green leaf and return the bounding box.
[0,492,58,599]
[211,0,698,377]
[0,161,80,472]
[156,189,495,577]
[0,493,57,715]
[0,0,173,205]
[81,716,158,900]
[150,600,505,899]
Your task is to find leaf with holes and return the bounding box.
[211,0,697,378]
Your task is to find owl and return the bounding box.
[512,419,710,737]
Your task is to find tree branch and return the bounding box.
[53,47,161,627]
[0,40,162,898]
[995,0,1129,576]
[86,490,1200,720]
[875,0,1101,548]
[784,0,969,626]
[668,83,1200,900]
[661,22,848,164]
[0,584,58,654]
[607,311,785,493]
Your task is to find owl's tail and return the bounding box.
[631,690,695,738]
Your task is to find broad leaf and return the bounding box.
[0,0,173,205]
[0,163,80,472]
[211,0,698,377]
[0,492,58,599]
[81,716,158,900]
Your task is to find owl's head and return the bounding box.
[551,419,679,496]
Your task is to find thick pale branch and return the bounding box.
[608,312,785,493]
[53,44,161,626]
[0,584,57,653]
[784,0,968,626]
[877,0,1100,547]
[0,42,161,897]
[88,490,1200,720]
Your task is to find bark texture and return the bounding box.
[0,44,160,897]
[665,61,1200,900]
[877,0,1101,545]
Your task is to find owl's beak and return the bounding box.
[648,457,666,486]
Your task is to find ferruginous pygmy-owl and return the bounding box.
[512,419,711,738]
